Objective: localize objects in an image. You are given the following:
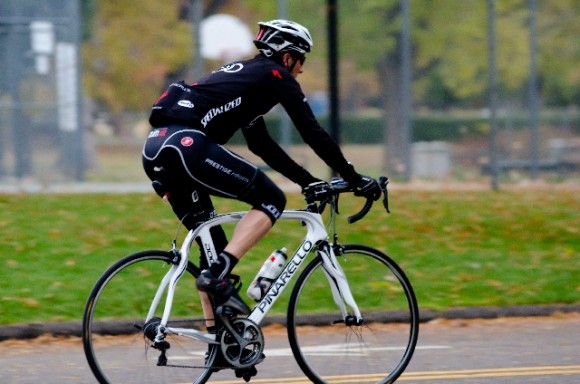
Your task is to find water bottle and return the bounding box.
[247,248,288,302]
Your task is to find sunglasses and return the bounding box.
[293,54,306,65]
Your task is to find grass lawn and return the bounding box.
[0,188,578,325]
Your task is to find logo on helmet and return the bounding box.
[253,19,313,57]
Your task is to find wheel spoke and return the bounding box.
[82,251,213,384]
[287,245,419,384]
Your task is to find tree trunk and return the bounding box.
[379,53,406,177]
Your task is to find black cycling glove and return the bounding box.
[340,163,381,201]
[352,175,382,201]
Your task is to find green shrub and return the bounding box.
[226,111,580,145]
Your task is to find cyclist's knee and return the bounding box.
[242,171,286,224]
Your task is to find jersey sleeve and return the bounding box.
[272,75,360,183]
[242,117,319,187]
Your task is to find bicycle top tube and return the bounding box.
[176,176,390,267]
[179,208,327,265]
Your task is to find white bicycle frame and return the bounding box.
[145,209,362,345]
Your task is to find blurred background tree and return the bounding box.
[2,0,576,184]
[81,0,579,135]
[82,0,192,134]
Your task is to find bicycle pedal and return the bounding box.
[156,349,168,366]
[235,365,258,382]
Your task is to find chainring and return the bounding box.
[220,318,265,369]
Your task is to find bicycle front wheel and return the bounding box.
[82,250,215,384]
[287,244,419,384]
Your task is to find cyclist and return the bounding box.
[142,19,381,314]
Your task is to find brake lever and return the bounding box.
[379,176,390,213]
[318,199,328,214]
[347,198,373,224]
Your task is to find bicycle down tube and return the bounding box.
[145,208,360,335]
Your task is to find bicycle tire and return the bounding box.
[287,244,419,384]
[82,250,218,384]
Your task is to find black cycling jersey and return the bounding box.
[142,27,374,277]
[149,55,359,186]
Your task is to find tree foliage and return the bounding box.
[83,0,191,113]
[248,0,579,106]
[83,0,579,119]
[536,0,580,104]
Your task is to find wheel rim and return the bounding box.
[82,251,214,384]
[287,246,419,384]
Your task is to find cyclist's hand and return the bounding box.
[352,175,381,201]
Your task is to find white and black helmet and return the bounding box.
[254,19,313,57]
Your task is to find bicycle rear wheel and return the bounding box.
[287,244,419,384]
[82,250,216,384]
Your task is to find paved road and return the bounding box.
[1,314,578,383]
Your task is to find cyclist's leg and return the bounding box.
[161,187,230,326]
[224,209,271,259]
[190,165,286,312]
[161,186,228,265]
[187,143,287,312]
[143,127,230,266]
[144,128,232,319]
[222,166,289,258]
[166,130,286,261]
[145,128,286,302]
[203,169,286,279]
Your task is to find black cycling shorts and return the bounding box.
[142,126,286,224]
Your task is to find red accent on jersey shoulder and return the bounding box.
[272,69,283,79]
[155,91,169,103]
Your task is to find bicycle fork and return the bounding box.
[318,242,363,325]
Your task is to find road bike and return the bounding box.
[82,176,419,383]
